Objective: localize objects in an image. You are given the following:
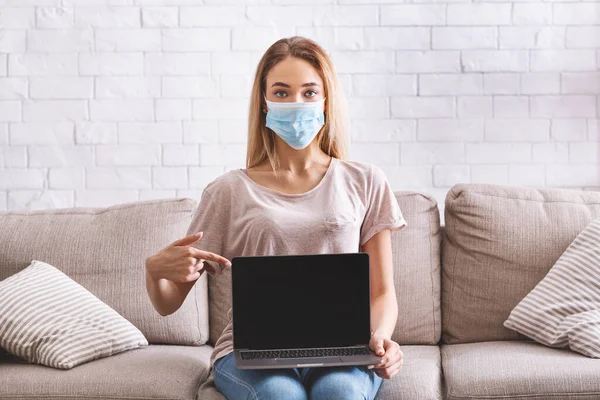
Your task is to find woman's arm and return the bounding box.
[145,232,231,317]
[146,254,198,317]
[362,228,404,379]
[362,228,398,340]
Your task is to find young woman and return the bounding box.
[146,36,407,400]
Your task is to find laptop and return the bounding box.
[231,252,384,369]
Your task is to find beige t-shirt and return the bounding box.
[185,156,407,367]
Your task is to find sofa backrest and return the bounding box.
[207,191,442,346]
[441,183,600,344]
[0,198,208,346]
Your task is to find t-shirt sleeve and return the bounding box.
[359,165,407,247]
[185,188,227,275]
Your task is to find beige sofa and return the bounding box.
[1,183,599,400]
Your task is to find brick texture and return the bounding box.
[0,1,597,211]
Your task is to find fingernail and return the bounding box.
[367,365,374,369]
[226,261,232,267]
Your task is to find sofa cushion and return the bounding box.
[0,260,148,369]
[375,345,443,400]
[442,183,600,344]
[207,191,442,346]
[390,192,442,345]
[196,345,443,400]
[0,344,212,400]
[504,217,600,358]
[0,198,208,346]
[441,341,600,400]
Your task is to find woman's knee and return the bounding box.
[307,367,381,400]
[256,375,307,400]
[215,373,306,400]
[213,355,307,400]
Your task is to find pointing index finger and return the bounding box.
[188,247,231,267]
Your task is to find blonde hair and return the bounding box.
[246,36,349,172]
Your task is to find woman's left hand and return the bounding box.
[368,334,404,379]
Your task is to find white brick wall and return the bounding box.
[0,1,597,213]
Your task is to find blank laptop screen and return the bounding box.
[231,253,371,350]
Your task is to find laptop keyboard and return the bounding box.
[240,347,372,360]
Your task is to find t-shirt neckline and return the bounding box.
[238,157,337,198]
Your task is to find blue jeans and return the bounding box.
[213,352,383,400]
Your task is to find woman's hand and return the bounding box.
[146,232,231,282]
[368,333,404,379]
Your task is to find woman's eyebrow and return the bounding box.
[270,82,321,88]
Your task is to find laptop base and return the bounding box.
[234,348,384,370]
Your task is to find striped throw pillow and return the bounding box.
[504,217,600,358]
[0,260,148,369]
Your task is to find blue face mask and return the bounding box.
[265,98,326,150]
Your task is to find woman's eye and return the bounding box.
[305,90,318,98]
[274,91,287,98]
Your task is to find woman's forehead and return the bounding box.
[266,57,323,87]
